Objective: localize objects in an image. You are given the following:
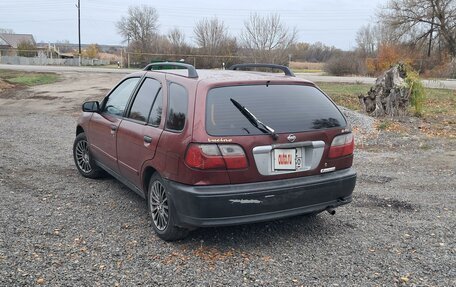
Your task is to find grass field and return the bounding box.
[316,82,456,137]
[316,82,369,111]
[0,69,59,86]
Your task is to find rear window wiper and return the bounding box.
[230,98,278,140]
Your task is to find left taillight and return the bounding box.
[328,133,354,158]
[184,143,248,170]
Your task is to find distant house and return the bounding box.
[0,33,36,49]
[0,33,37,57]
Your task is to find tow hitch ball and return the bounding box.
[326,207,336,215]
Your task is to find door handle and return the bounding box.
[144,135,152,143]
[110,125,117,131]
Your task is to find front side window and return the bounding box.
[166,83,188,131]
[128,78,161,122]
[206,84,346,136]
[104,77,140,116]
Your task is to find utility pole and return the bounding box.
[428,4,435,58]
[76,0,81,66]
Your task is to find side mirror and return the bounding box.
[82,101,100,113]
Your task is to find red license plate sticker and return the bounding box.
[273,149,296,170]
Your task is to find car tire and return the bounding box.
[148,174,189,241]
[73,132,104,179]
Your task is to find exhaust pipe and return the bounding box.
[326,207,336,215]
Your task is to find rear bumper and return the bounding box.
[165,168,356,228]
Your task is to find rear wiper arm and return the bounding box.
[230,98,278,140]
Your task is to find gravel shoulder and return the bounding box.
[0,72,455,286]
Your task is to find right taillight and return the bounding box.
[185,143,248,170]
[328,133,354,158]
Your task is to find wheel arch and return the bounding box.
[76,125,84,136]
[142,165,157,198]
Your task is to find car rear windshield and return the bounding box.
[205,84,346,136]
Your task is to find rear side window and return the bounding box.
[129,78,161,122]
[206,84,346,136]
[166,83,188,131]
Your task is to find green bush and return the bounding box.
[405,67,426,117]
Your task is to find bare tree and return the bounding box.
[168,28,186,48]
[379,0,456,57]
[240,13,297,64]
[193,17,236,68]
[356,24,378,56]
[0,28,14,34]
[193,18,229,52]
[167,28,189,55]
[153,34,172,54]
[116,5,159,52]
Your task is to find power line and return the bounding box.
[0,0,379,49]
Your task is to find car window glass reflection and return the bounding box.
[129,78,161,122]
[104,78,140,116]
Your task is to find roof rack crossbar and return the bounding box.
[143,62,198,78]
[228,63,295,77]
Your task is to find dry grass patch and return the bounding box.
[290,61,324,73]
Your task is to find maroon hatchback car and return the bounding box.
[73,63,356,241]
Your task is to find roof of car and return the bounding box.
[141,69,315,86]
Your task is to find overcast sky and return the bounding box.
[0,0,385,50]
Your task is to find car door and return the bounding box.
[116,76,165,188]
[89,77,141,174]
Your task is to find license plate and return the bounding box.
[273,149,296,170]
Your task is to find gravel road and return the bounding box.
[0,71,455,286]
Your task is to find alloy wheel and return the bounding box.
[75,139,92,173]
[149,180,169,231]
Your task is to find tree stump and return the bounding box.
[359,64,410,117]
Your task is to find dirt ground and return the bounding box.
[0,71,455,286]
[0,72,122,114]
[0,80,14,92]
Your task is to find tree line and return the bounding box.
[327,0,456,78]
[115,5,342,68]
[3,0,454,77]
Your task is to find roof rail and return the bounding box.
[228,63,295,77]
[143,62,198,78]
